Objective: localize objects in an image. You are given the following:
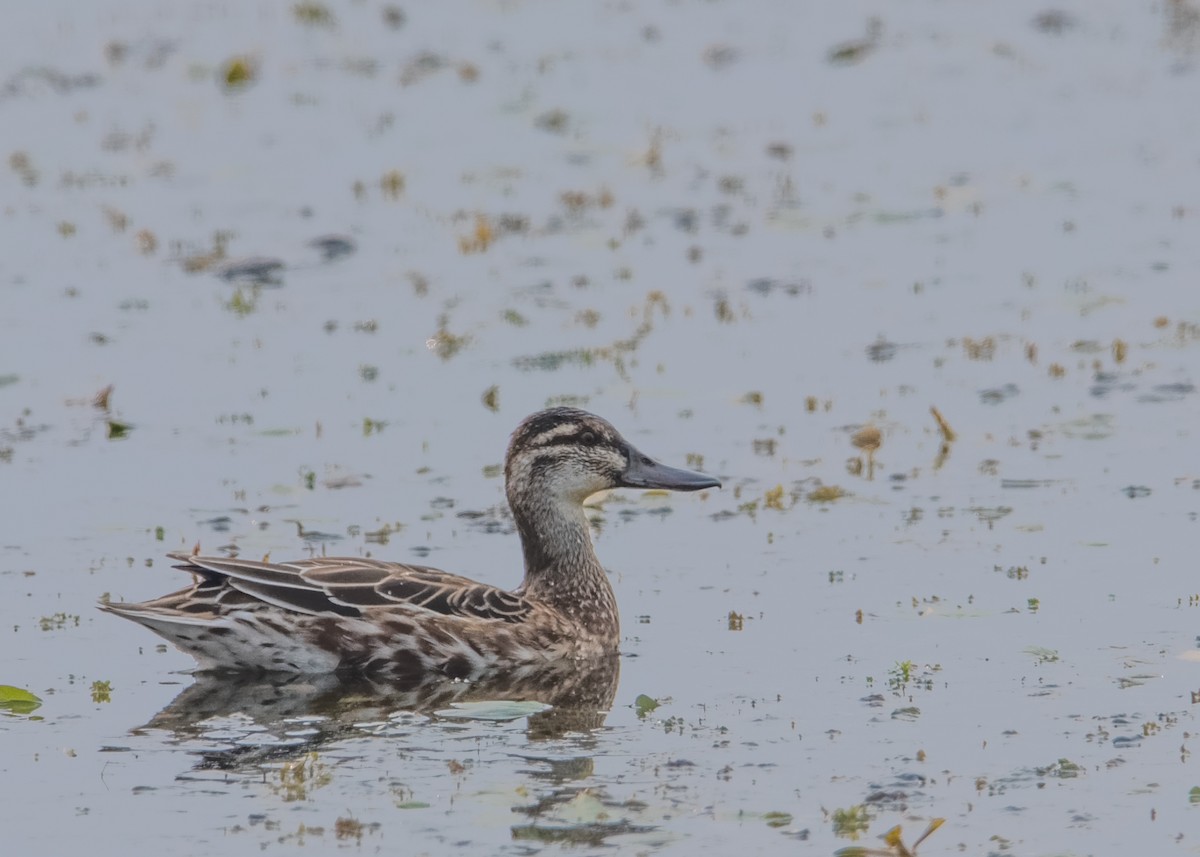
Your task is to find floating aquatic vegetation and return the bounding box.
[220,56,257,91]
[835,818,945,857]
[1036,757,1083,779]
[457,214,493,253]
[90,680,113,703]
[364,522,403,545]
[829,804,872,840]
[634,694,660,719]
[266,753,333,802]
[9,151,38,186]
[180,230,232,273]
[380,170,405,199]
[481,385,499,412]
[426,316,470,360]
[1024,646,1059,664]
[224,287,258,317]
[0,685,41,715]
[39,612,79,631]
[807,484,847,503]
[293,2,335,27]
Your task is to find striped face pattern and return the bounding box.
[505,408,630,503]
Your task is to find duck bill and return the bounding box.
[620,446,721,492]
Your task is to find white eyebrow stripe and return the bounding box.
[531,423,580,445]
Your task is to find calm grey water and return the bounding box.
[3,1,1199,854]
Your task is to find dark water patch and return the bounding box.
[216,257,285,284]
[1000,478,1059,489]
[307,235,356,262]
[513,350,597,371]
[1059,413,1115,440]
[979,383,1019,405]
[1139,382,1195,403]
[1,66,101,99]
[286,520,343,542]
[866,337,899,362]
[1090,372,1136,398]
[746,277,810,298]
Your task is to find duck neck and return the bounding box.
[510,492,619,643]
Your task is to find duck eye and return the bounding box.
[580,431,598,446]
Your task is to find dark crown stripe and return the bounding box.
[536,431,608,450]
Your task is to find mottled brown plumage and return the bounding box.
[102,408,720,677]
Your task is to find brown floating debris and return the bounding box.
[380,170,405,199]
[851,425,881,454]
[930,406,956,443]
[92,384,113,411]
[135,229,158,254]
[851,425,881,479]
[807,484,847,503]
[1112,338,1128,363]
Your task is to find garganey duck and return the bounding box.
[102,408,720,677]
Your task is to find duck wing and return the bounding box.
[166,552,533,623]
